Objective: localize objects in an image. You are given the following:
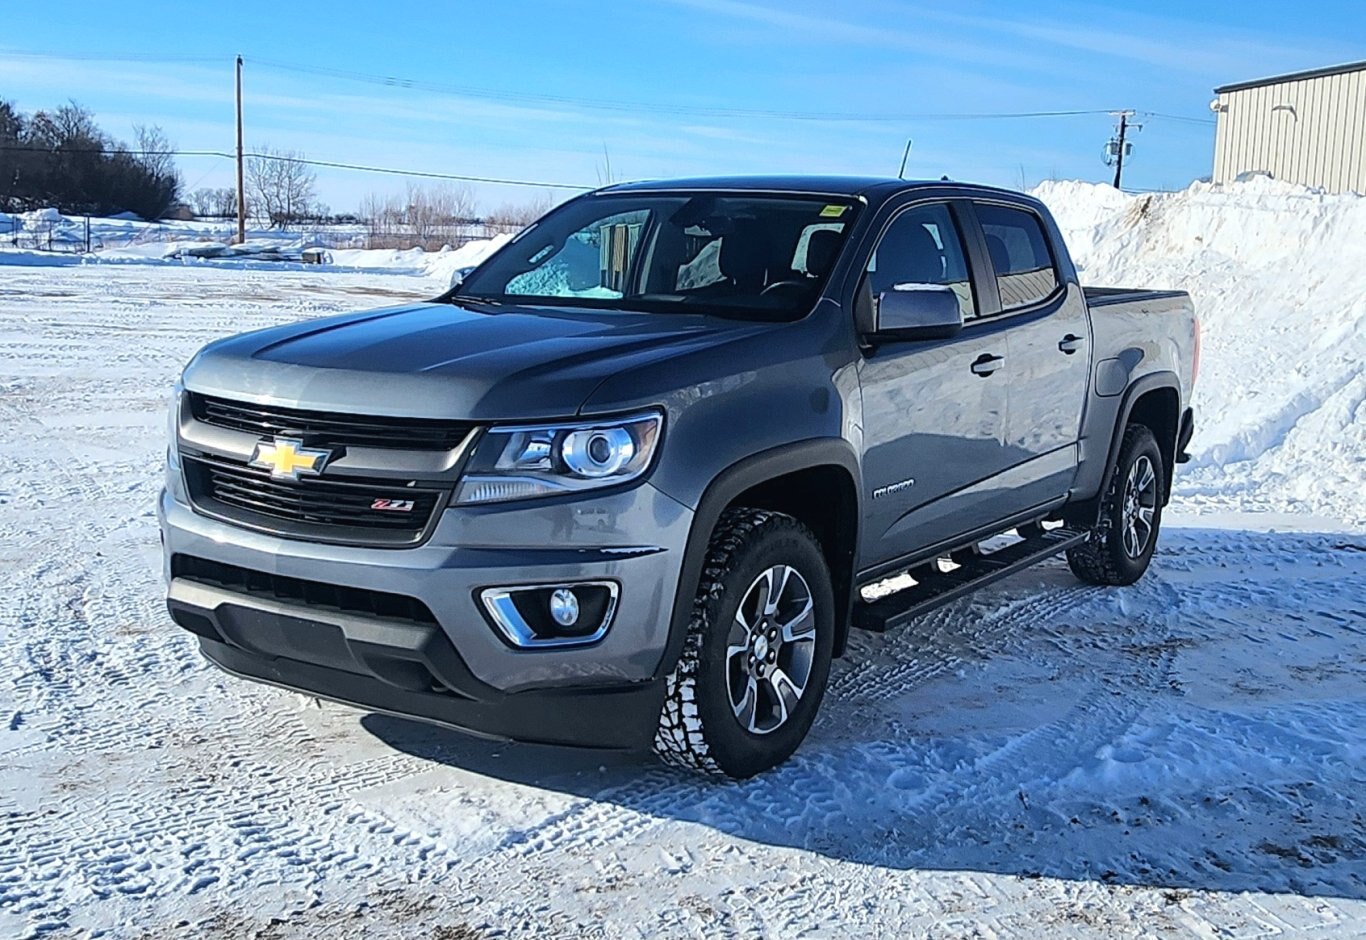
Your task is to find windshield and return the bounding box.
[456,192,860,321]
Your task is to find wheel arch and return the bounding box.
[1067,372,1182,528]
[1127,385,1181,502]
[654,440,861,679]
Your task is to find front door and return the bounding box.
[856,201,1011,571]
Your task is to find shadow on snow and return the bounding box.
[362,527,1366,901]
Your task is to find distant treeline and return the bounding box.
[0,99,182,220]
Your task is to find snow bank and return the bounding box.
[0,205,512,272]
[1034,178,1366,525]
[1,230,510,279]
[326,234,510,280]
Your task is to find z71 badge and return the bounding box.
[370,498,416,513]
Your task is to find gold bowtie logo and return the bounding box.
[249,438,331,480]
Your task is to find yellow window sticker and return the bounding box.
[819,204,848,218]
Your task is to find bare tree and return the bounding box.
[358,183,479,249]
[358,191,398,237]
[246,146,317,228]
[133,125,177,184]
[485,194,554,231]
[595,143,619,186]
[189,187,237,218]
[403,182,476,242]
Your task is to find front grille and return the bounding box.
[172,554,438,625]
[189,393,472,451]
[183,454,445,546]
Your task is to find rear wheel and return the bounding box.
[1067,424,1165,586]
[653,509,835,778]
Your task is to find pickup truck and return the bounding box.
[160,176,1197,778]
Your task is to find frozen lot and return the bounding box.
[1,209,1364,937]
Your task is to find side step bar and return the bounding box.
[853,527,1088,633]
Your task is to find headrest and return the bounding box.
[985,233,1012,272]
[871,223,944,293]
[804,229,842,278]
[718,219,768,286]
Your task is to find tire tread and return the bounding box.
[1066,424,1162,586]
[653,508,821,776]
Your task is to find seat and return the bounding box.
[869,223,944,296]
[985,233,1012,273]
[803,229,842,279]
[716,219,770,292]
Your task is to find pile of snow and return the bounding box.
[0,211,510,280]
[327,234,510,280]
[1034,178,1366,527]
[0,205,513,278]
[2,206,250,247]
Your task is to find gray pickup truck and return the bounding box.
[160,176,1197,778]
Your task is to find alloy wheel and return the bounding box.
[725,564,818,735]
[1121,454,1158,558]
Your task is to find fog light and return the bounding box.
[549,588,580,627]
[478,581,619,649]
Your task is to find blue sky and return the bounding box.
[3,1,1363,212]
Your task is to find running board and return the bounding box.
[852,527,1087,634]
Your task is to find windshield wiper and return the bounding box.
[451,293,503,306]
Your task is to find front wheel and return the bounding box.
[654,509,835,779]
[1067,424,1166,586]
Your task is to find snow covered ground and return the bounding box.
[0,180,1363,938]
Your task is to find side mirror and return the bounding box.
[449,265,477,291]
[872,286,963,342]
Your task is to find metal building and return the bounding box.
[1211,60,1366,193]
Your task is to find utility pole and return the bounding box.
[1107,110,1139,189]
[1112,111,1129,188]
[235,55,246,244]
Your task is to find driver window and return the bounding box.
[506,210,648,298]
[866,204,976,320]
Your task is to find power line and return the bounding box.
[0,145,592,190]
[2,48,226,64]
[1140,111,1218,127]
[7,48,1219,129]
[251,58,1120,124]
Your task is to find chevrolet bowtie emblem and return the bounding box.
[249,438,331,481]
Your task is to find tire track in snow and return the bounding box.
[829,573,1106,705]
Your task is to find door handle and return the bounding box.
[1058,334,1085,354]
[971,353,1005,377]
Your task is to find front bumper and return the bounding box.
[172,580,664,749]
[159,476,692,750]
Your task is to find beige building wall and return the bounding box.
[1213,64,1366,194]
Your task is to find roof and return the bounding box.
[1216,60,1366,95]
[596,174,1020,202]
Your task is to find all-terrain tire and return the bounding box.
[653,508,835,779]
[1067,423,1166,586]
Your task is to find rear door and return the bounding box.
[968,201,1090,509]
[856,200,1012,570]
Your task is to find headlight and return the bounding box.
[454,411,662,505]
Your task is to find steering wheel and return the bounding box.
[760,279,810,297]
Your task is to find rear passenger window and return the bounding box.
[976,204,1059,310]
[865,203,976,320]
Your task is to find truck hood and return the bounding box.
[181,300,767,421]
